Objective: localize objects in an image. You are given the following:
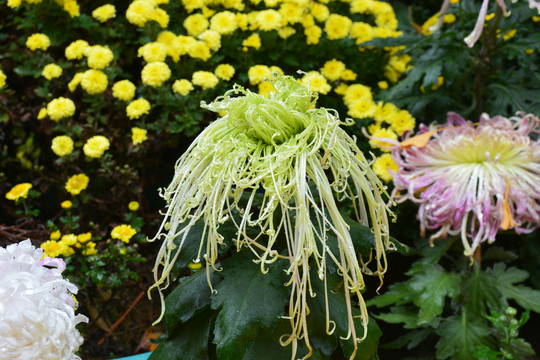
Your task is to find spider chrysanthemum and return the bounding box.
[391,112,540,258]
[149,73,393,359]
[0,240,88,359]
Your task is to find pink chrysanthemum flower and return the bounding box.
[390,112,540,258]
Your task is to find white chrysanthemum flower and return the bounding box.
[0,240,88,359]
[149,73,394,359]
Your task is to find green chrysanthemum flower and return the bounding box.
[149,73,394,359]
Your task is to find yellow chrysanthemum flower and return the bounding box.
[199,30,221,52]
[81,69,108,94]
[254,9,283,31]
[172,79,194,96]
[187,41,212,61]
[126,98,151,119]
[42,63,63,80]
[85,45,114,69]
[390,110,416,136]
[68,72,83,92]
[126,0,155,27]
[112,80,136,101]
[128,201,140,211]
[37,108,47,120]
[78,232,92,243]
[324,14,352,40]
[192,71,219,90]
[214,64,235,81]
[26,33,51,51]
[320,59,345,82]
[369,127,398,151]
[46,97,76,121]
[111,224,137,243]
[242,33,262,50]
[310,2,329,22]
[247,64,272,85]
[138,42,167,63]
[62,0,80,18]
[0,70,6,88]
[372,153,398,183]
[301,71,331,94]
[341,69,357,82]
[51,135,74,157]
[40,240,63,258]
[343,83,372,106]
[82,242,98,256]
[65,173,89,195]
[65,40,90,60]
[50,230,61,241]
[184,13,209,36]
[304,25,322,45]
[61,200,72,209]
[83,135,110,158]
[131,127,148,145]
[347,99,377,119]
[210,11,238,35]
[141,62,171,87]
[92,4,116,22]
[6,183,32,201]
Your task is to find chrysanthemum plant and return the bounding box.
[365,111,540,359]
[352,1,540,357]
[147,73,404,359]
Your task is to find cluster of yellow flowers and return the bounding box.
[41,231,97,257]
[9,0,80,17]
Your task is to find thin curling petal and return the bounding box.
[464,0,490,47]
[391,112,540,259]
[149,73,394,359]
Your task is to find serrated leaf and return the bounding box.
[171,219,235,272]
[383,328,432,351]
[340,314,382,360]
[163,268,221,331]
[409,264,460,325]
[436,312,492,360]
[211,251,289,360]
[461,265,501,315]
[149,309,214,360]
[488,263,540,313]
[243,320,294,360]
[366,282,415,308]
[373,306,420,329]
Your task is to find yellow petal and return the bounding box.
[500,181,514,230]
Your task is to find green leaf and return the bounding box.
[366,282,415,308]
[409,264,460,325]
[211,251,289,360]
[171,219,235,272]
[340,314,382,360]
[149,309,215,360]
[461,265,501,315]
[436,311,492,360]
[373,306,420,329]
[488,263,540,313]
[473,345,501,360]
[163,268,221,331]
[507,338,536,358]
[243,320,294,360]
